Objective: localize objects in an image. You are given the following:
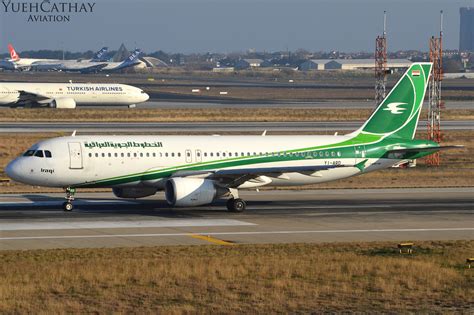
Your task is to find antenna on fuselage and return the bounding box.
[71,130,77,137]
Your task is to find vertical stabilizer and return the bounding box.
[356,62,432,140]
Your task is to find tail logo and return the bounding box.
[383,102,408,115]
[8,45,19,61]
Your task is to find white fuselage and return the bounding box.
[0,82,149,106]
[5,135,395,189]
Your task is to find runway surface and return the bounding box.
[0,188,473,250]
[1,120,473,133]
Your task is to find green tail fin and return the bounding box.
[357,62,432,140]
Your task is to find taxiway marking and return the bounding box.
[1,227,473,241]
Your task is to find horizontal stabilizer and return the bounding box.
[387,145,464,155]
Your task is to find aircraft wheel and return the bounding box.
[63,201,73,212]
[227,198,246,212]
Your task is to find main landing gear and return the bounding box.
[226,198,246,212]
[63,187,76,211]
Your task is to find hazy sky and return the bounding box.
[0,0,471,54]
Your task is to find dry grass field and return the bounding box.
[0,107,473,122]
[0,241,473,313]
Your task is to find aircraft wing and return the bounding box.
[171,164,349,188]
[16,90,52,104]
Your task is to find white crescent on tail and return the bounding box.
[383,102,408,114]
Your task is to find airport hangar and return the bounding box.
[299,58,412,71]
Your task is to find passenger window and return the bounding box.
[114,153,118,157]
[101,153,105,157]
[165,153,168,157]
[146,153,149,157]
[319,151,323,157]
[325,151,329,157]
[223,152,226,157]
[210,153,213,157]
[152,153,156,157]
[127,153,131,157]
[23,150,35,157]
[216,152,220,157]
[44,150,52,158]
[140,153,143,157]
[89,153,92,158]
[134,153,137,157]
[34,150,44,158]
[204,152,207,157]
[108,153,112,157]
[337,151,342,157]
[95,153,99,157]
[331,152,336,157]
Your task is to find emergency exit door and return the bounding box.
[68,142,83,169]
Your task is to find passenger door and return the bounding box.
[68,142,83,169]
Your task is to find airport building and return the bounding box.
[460,7,474,52]
[234,58,272,70]
[299,59,411,71]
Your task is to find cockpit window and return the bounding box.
[45,150,52,158]
[141,90,146,93]
[34,150,44,158]
[23,150,35,157]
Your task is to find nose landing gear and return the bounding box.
[63,187,76,211]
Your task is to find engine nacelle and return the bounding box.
[50,98,76,109]
[112,187,157,199]
[165,178,216,207]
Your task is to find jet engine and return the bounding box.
[50,98,76,109]
[165,177,216,207]
[112,187,157,199]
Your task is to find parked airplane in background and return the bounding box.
[0,82,149,108]
[5,43,51,70]
[29,47,108,73]
[1,44,108,71]
[1,44,142,73]
[31,48,142,73]
[5,63,462,212]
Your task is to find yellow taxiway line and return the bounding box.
[188,234,235,246]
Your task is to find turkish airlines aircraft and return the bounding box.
[0,82,149,108]
[5,63,461,211]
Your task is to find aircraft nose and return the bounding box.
[5,159,23,183]
[142,92,150,102]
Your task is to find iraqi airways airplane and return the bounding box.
[5,63,461,212]
[0,82,149,108]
